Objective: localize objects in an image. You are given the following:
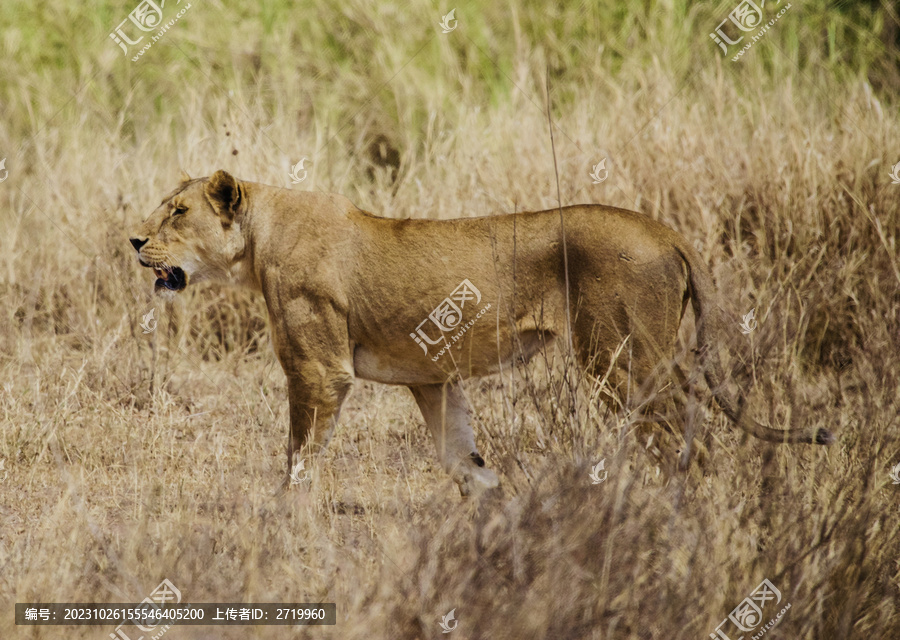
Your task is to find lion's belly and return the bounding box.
[352,326,553,386]
[353,347,437,384]
[351,345,505,385]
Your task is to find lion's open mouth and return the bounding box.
[142,263,187,291]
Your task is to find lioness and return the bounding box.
[130,170,833,495]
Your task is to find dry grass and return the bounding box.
[2,1,900,638]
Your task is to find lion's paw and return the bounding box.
[458,466,500,498]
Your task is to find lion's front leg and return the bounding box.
[281,370,353,490]
[266,293,355,490]
[409,382,499,497]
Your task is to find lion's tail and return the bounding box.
[675,242,834,445]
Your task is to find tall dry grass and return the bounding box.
[1,0,900,638]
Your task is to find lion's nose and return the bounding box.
[130,237,148,252]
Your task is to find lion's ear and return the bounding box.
[179,169,192,184]
[205,170,242,223]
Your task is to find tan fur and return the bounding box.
[130,171,833,495]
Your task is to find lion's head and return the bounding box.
[130,170,245,292]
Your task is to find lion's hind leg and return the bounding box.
[409,382,499,497]
[572,295,707,474]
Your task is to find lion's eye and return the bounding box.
[172,206,187,216]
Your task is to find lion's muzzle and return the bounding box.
[130,237,187,292]
[149,264,186,291]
